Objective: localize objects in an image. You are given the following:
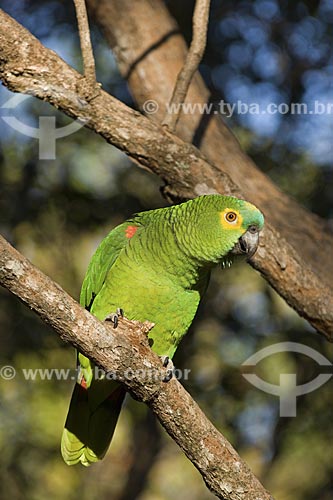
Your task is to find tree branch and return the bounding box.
[0,8,332,339]
[0,234,274,500]
[162,0,211,130]
[73,0,99,100]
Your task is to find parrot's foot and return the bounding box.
[159,356,174,383]
[104,308,124,328]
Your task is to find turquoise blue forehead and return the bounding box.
[241,201,265,229]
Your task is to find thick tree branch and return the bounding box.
[0,8,332,339]
[0,234,273,500]
[163,0,211,130]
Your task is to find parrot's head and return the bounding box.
[188,195,264,267]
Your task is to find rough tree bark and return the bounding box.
[0,235,273,500]
[0,9,331,339]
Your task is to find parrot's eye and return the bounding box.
[225,211,238,223]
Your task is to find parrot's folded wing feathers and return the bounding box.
[80,220,142,311]
[62,220,141,466]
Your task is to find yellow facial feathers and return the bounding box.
[219,208,243,230]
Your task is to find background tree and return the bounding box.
[0,1,332,499]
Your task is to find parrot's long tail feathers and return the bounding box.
[61,380,126,466]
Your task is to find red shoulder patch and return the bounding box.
[80,375,87,390]
[125,225,138,239]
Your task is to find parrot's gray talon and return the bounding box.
[161,355,170,368]
[104,312,120,328]
[159,356,174,382]
[104,308,125,328]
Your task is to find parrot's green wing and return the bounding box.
[61,220,142,466]
[80,220,142,311]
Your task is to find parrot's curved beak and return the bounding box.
[231,226,260,258]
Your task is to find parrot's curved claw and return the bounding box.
[159,356,174,382]
[104,308,124,328]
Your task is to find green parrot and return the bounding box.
[61,194,264,466]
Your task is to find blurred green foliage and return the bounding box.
[0,1,332,499]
